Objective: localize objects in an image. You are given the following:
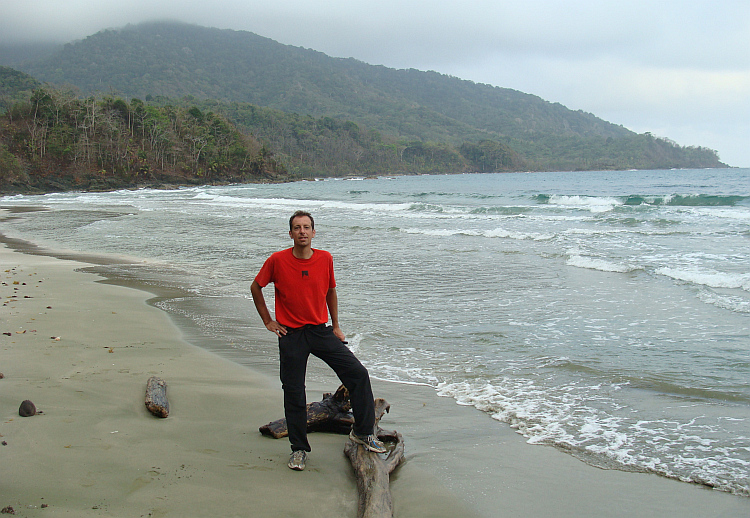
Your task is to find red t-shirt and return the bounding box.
[254,248,337,328]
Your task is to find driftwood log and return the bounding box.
[345,398,404,518]
[259,384,354,437]
[145,376,169,418]
[260,385,405,518]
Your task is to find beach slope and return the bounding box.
[2,241,748,517]
[0,244,473,517]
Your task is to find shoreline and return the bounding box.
[1,235,749,516]
[1,166,742,197]
[0,242,476,517]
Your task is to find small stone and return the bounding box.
[19,400,36,417]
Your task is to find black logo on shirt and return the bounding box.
[302,271,309,278]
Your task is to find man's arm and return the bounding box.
[250,280,287,336]
[326,287,346,342]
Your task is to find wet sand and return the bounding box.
[1,241,748,517]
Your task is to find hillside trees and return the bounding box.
[459,140,522,172]
[198,99,537,177]
[0,66,41,118]
[0,78,730,195]
[0,86,285,192]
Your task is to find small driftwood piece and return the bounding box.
[344,398,405,518]
[145,376,169,418]
[259,384,354,437]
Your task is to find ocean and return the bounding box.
[2,168,749,496]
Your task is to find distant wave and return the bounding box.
[188,193,418,214]
[566,257,750,293]
[540,194,622,213]
[400,227,554,241]
[534,193,749,209]
[469,206,532,216]
[659,194,748,207]
[393,191,500,201]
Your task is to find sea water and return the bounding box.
[2,168,749,495]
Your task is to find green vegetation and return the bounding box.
[185,97,721,176]
[0,66,41,114]
[195,99,523,177]
[0,22,728,193]
[0,86,285,193]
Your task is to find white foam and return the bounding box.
[656,267,750,292]
[184,193,417,214]
[549,195,622,213]
[695,207,750,221]
[436,379,608,451]
[400,226,554,241]
[400,227,474,237]
[346,333,363,353]
[435,378,750,494]
[484,227,554,241]
[371,365,440,386]
[566,254,634,273]
[697,290,750,313]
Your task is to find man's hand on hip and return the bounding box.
[265,320,288,337]
[332,325,346,343]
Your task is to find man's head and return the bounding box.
[289,210,314,231]
[289,210,316,248]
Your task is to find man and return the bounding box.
[251,210,387,471]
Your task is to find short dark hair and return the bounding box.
[289,210,314,231]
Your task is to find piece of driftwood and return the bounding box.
[344,398,405,518]
[260,385,405,518]
[145,376,169,418]
[259,384,354,437]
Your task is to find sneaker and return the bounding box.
[288,450,307,471]
[349,430,387,453]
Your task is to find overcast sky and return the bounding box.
[2,0,749,167]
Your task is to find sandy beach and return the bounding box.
[1,239,749,517]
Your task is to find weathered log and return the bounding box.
[145,376,169,418]
[259,385,405,518]
[259,384,354,438]
[344,398,405,518]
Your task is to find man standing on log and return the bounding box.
[251,210,387,471]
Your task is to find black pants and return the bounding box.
[278,324,376,452]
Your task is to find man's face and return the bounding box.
[289,216,315,246]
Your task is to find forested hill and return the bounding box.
[15,21,628,144]
[0,21,727,186]
[0,68,287,193]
